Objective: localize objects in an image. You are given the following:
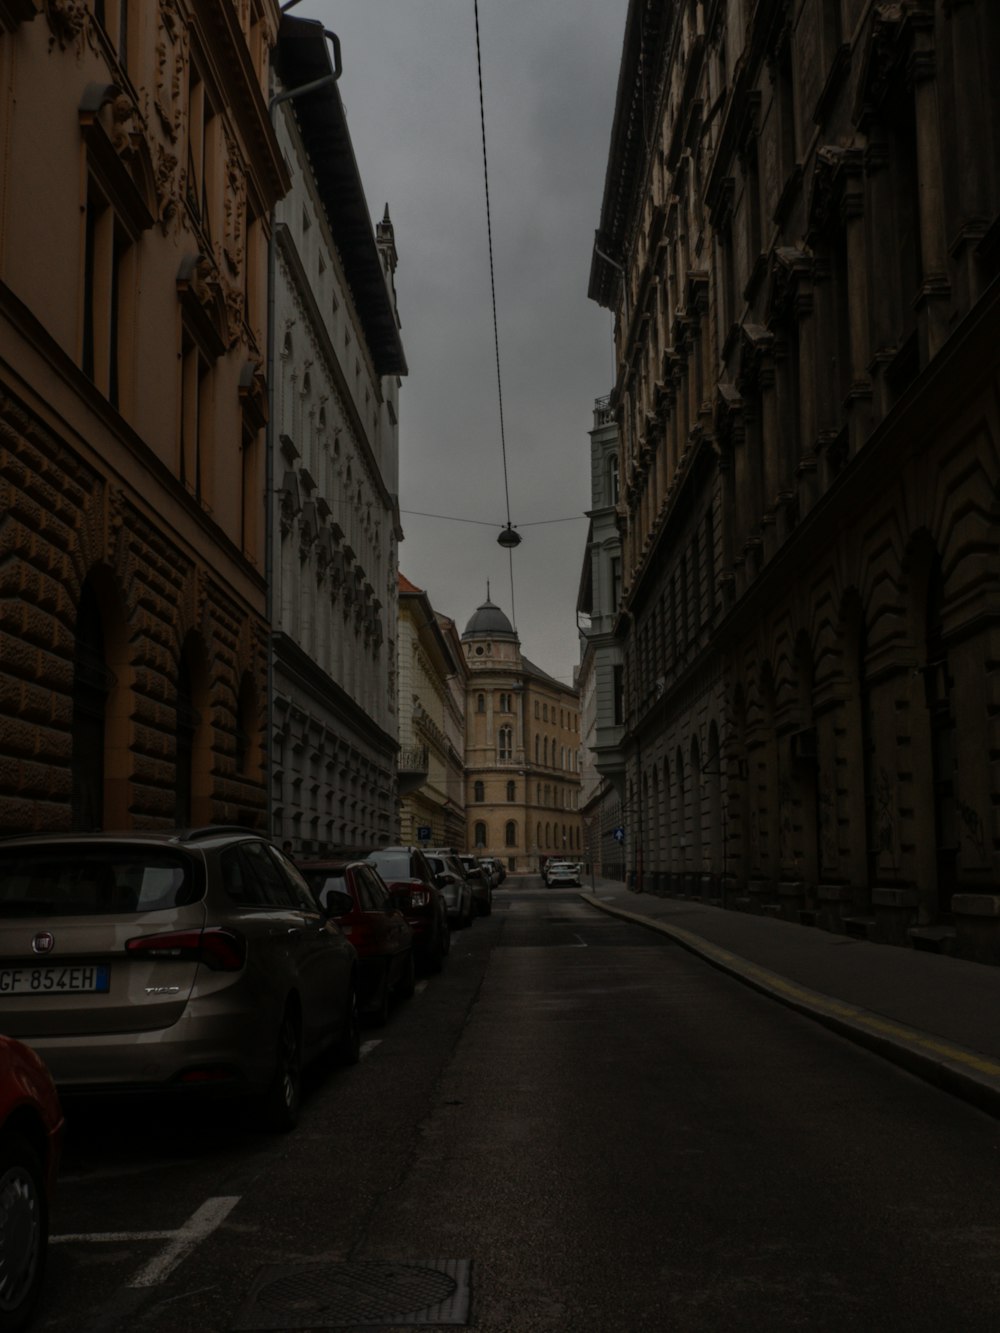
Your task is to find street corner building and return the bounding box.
[589,1,1000,959]
[0,2,289,831]
[462,594,583,873]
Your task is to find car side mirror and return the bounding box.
[322,889,354,919]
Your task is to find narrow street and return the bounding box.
[41,880,1000,1332]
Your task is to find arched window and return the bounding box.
[498,726,513,761]
[477,693,485,713]
[474,780,485,802]
[474,821,487,848]
[505,820,517,847]
[506,780,516,801]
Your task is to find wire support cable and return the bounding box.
[474,0,517,624]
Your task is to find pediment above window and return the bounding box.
[79,83,156,236]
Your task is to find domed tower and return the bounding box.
[461,588,520,668]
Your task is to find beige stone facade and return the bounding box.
[462,595,581,872]
[0,1,287,830]
[590,1,1000,958]
[396,574,467,848]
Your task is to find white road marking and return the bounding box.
[415,980,429,995]
[570,933,588,948]
[128,1196,240,1288]
[360,1039,382,1058]
[53,1195,241,1290]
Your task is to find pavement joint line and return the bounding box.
[581,894,1000,1099]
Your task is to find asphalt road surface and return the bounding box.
[39,879,1000,1331]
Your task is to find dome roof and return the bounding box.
[462,596,516,639]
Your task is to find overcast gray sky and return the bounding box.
[297,1,629,684]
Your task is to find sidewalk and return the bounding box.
[581,878,1000,1120]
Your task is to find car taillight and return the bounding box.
[126,928,246,972]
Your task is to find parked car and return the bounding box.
[297,859,414,1026]
[480,853,504,885]
[364,847,449,974]
[0,1035,63,1332]
[422,850,474,928]
[478,857,504,889]
[544,859,582,887]
[0,828,361,1132]
[458,855,493,916]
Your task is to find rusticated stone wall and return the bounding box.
[0,392,268,832]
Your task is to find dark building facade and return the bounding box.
[589,0,1000,959]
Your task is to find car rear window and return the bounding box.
[367,851,409,880]
[0,847,199,916]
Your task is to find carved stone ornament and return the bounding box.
[44,0,88,53]
[154,0,188,144]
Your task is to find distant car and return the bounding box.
[458,855,493,916]
[545,860,582,887]
[297,859,415,1026]
[364,847,449,973]
[0,828,361,1132]
[478,857,505,888]
[422,851,474,928]
[0,1035,63,1331]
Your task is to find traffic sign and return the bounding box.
[416,825,432,841]
[612,825,625,843]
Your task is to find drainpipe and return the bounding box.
[265,25,342,836]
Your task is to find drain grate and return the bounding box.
[233,1258,471,1329]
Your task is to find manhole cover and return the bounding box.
[234,1258,471,1329]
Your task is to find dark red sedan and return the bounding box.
[364,847,449,976]
[298,859,415,1026]
[0,1034,64,1330]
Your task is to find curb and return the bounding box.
[581,892,1000,1122]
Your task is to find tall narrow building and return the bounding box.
[268,16,406,854]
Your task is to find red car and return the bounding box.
[297,860,415,1026]
[364,847,449,975]
[0,1035,64,1331]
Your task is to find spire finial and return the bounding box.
[486,580,491,601]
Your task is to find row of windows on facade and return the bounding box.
[631,506,717,703]
[475,693,579,731]
[471,822,582,851]
[472,781,579,810]
[486,726,581,770]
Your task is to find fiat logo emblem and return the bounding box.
[31,932,54,955]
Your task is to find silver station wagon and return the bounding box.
[0,827,361,1130]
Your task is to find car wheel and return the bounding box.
[396,948,416,1000]
[259,1008,302,1133]
[369,962,391,1028]
[0,1133,46,1333]
[336,975,361,1066]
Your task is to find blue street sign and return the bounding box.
[612,825,625,844]
[417,825,432,841]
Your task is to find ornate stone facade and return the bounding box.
[0,0,287,830]
[590,0,1000,958]
[396,575,467,849]
[269,15,405,854]
[462,596,582,872]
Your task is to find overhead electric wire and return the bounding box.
[401,509,586,528]
[474,0,517,628]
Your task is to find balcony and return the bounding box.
[397,745,429,796]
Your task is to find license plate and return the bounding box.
[0,965,110,995]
